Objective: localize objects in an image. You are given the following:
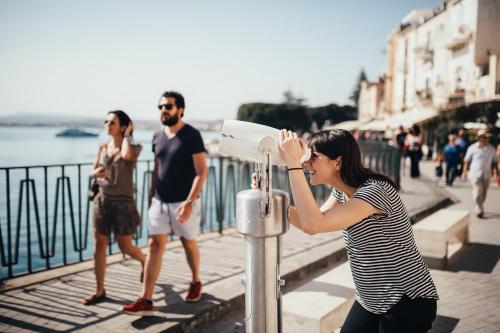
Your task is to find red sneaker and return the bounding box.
[122,298,153,316]
[185,281,202,302]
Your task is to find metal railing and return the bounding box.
[0,142,399,280]
[359,140,401,187]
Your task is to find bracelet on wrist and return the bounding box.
[287,167,303,172]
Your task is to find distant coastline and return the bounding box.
[0,113,224,132]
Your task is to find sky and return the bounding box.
[0,0,442,122]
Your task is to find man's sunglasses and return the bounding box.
[158,103,174,111]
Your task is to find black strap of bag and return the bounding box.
[88,145,121,201]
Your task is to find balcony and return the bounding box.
[447,31,472,52]
[415,46,434,63]
[416,89,433,106]
[416,89,432,99]
[448,88,465,106]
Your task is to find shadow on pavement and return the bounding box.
[447,243,500,273]
[0,315,53,332]
[131,316,173,330]
[484,213,500,219]
[430,314,460,333]
[131,284,228,331]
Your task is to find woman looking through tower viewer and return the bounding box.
[277,129,438,332]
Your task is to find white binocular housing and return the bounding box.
[218,119,287,166]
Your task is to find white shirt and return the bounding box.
[464,142,497,180]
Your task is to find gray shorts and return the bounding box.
[148,197,201,240]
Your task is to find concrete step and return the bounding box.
[283,261,354,333]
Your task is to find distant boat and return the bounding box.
[56,128,98,138]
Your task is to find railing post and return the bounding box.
[223,162,236,227]
[218,156,224,234]
[78,165,83,262]
[29,179,44,262]
[44,167,50,269]
[25,168,32,273]
[6,169,12,278]
[61,166,67,265]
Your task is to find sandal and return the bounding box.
[82,291,107,306]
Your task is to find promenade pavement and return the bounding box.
[0,160,498,332]
[419,161,500,333]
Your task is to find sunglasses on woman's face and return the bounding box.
[158,103,174,111]
[104,120,116,125]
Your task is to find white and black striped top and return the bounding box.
[331,178,438,314]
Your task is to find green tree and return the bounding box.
[308,104,356,128]
[237,102,356,133]
[237,103,309,133]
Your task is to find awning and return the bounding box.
[464,122,488,130]
[359,118,389,131]
[387,108,438,129]
[325,119,369,131]
[359,108,438,131]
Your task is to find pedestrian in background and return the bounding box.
[443,133,460,186]
[405,124,423,178]
[461,129,498,218]
[395,125,408,174]
[435,154,444,180]
[455,128,470,176]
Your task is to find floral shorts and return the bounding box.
[93,193,141,236]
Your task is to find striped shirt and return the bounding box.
[331,178,438,314]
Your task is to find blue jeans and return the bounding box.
[445,163,457,185]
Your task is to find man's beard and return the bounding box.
[161,113,179,126]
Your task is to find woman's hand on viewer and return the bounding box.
[278,129,306,168]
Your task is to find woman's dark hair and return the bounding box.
[108,110,133,137]
[307,129,399,190]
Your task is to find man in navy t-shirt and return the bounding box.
[123,91,207,316]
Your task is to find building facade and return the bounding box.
[357,0,500,133]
